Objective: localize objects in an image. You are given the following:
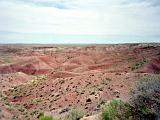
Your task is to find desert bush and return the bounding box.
[38,108,85,120]
[105,77,112,81]
[31,75,48,85]
[130,75,160,120]
[39,114,53,120]
[101,99,132,120]
[68,108,85,120]
[97,99,108,108]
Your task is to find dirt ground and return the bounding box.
[0,43,160,120]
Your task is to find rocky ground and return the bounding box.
[0,43,160,120]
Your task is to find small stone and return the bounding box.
[86,98,92,103]
[120,85,124,87]
[116,95,120,98]
[114,90,120,94]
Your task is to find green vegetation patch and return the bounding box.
[130,59,148,71]
[67,108,85,120]
[30,74,48,85]
[105,77,112,81]
[39,115,53,120]
[130,74,160,119]
[101,99,132,120]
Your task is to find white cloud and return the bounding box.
[0,0,160,36]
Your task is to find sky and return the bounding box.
[0,0,160,43]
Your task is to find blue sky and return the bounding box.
[0,0,160,43]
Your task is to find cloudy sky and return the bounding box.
[0,0,160,43]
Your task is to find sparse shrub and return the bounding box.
[39,114,53,120]
[31,75,48,85]
[11,115,18,120]
[18,107,25,112]
[130,59,148,71]
[130,75,160,120]
[66,56,73,59]
[68,108,85,120]
[31,109,43,117]
[6,105,14,111]
[105,78,112,81]
[38,113,61,120]
[101,99,132,120]
[97,99,108,108]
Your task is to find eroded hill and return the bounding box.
[0,44,160,120]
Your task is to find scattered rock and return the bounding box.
[86,98,92,103]
[59,108,70,114]
[120,84,124,88]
